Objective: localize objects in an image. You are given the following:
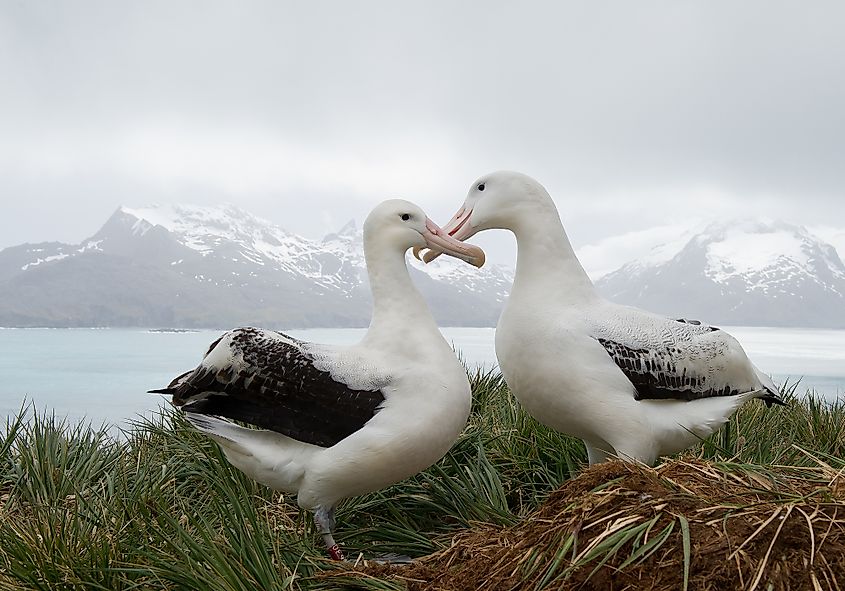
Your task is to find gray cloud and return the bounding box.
[1,0,843,266]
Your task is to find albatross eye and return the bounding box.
[400,213,411,221]
[477,183,485,191]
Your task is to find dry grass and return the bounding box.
[330,458,845,591]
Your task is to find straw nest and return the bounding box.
[331,456,845,591]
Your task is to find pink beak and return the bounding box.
[413,217,485,267]
[421,206,478,264]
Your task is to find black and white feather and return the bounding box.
[151,327,390,447]
[591,314,784,406]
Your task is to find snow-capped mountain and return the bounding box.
[4,208,842,329]
[0,204,512,328]
[595,219,845,328]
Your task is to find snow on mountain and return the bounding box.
[0,203,511,328]
[4,205,842,328]
[113,204,513,299]
[595,219,845,328]
[120,204,346,279]
[576,223,699,281]
[700,220,845,294]
[810,225,845,266]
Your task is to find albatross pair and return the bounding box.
[152,200,484,560]
[156,174,785,560]
[424,171,783,466]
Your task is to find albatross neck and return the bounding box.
[362,243,442,350]
[508,206,597,304]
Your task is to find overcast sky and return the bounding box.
[1,1,843,268]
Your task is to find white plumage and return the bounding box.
[429,171,783,465]
[152,199,485,559]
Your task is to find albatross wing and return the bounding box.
[151,327,391,447]
[589,310,784,405]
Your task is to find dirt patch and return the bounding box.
[329,459,845,590]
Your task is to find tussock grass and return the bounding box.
[0,372,843,590]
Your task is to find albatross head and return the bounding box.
[364,199,486,267]
[422,171,554,263]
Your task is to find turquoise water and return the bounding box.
[0,326,843,429]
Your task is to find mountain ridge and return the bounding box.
[1,207,843,328]
[0,204,511,328]
[594,218,845,328]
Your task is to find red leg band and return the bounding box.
[328,544,345,561]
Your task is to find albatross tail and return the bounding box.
[184,413,318,494]
[751,365,787,407]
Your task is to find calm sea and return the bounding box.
[1,326,843,429]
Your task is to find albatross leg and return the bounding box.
[313,507,412,563]
[314,506,344,560]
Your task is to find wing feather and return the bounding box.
[590,311,769,402]
[153,327,390,447]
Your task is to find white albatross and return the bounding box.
[424,171,784,466]
[150,199,485,560]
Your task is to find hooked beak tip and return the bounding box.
[422,250,439,264]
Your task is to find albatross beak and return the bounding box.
[413,217,485,268]
[420,206,477,264]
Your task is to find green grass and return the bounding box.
[0,371,843,590]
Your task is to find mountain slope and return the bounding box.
[0,204,512,328]
[5,209,843,329]
[595,219,845,328]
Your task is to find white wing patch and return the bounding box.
[302,342,392,392]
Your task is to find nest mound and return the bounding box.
[338,458,845,590]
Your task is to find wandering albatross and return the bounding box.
[423,171,784,466]
[150,199,485,560]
